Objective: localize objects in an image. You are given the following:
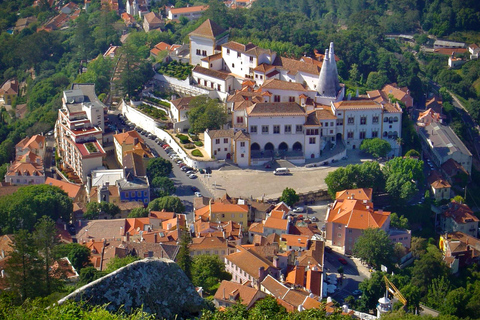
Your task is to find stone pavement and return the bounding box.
[198,149,372,200]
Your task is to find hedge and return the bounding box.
[192,150,203,157]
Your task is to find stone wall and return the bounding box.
[58,258,208,319]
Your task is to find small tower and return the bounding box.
[376,296,392,318]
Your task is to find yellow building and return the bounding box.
[195,200,249,231]
[113,130,152,166]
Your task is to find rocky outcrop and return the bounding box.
[58,258,207,319]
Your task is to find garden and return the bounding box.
[156,60,193,80]
[136,104,168,121]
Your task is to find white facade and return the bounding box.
[167,6,207,21]
[192,66,237,93]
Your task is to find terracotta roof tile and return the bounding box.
[247,102,305,117]
[264,216,288,231]
[193,65,232,80]
[45,177,81,199]
[189,19,227,39]
[225,247,275,279]
[261,79,307,92]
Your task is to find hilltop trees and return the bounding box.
[187,96,228,134]
[352,228,394,270]
[279,187,299,207]
[360,138,392,158]
[148,196,185,213]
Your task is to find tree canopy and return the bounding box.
[353,228,394,270]
[187,96,228,134]
[279,187,299,207]
[192,254,231,295]
[148,196,185,213]
[360,138,392,158]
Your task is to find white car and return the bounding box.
[293,207,305,213]
[195,192,202,197]
[188,174,197,179]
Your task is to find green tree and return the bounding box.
[404,149,420,158]
[176,232,192,280]
[401,284,421,312]
[148,196,185,213]
[187,96,228,134]
[411,245,449,295]
[4,230,42,302]
[353,228,394,269]
[33,216,60,295]
[358,271,386,312]
[127,207,149,218]
[366,71,389,90]
[56,243,92,271]
[390,212,409,229]
[146,157,173,181]
[360,138,392,158]
[410,236,427,259]
[151,176,176,197]
[79,266,106,285]
[84,202,101,220]
[104,256,140,273]
[279,187,299,207]
[192,255,231,294]
[248,295,287,319]
[382,157,424,204]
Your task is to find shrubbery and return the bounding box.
[176,134,190,144]
[156,60,192,80]
[191,150,203,157]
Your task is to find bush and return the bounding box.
[191,149,203,157]
[184,143,195,149]
[194,141,203,147]
[176,134,190,144]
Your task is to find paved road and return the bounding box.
[107,111,212,224]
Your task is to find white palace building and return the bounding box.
[187,20,405,167]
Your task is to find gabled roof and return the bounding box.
[190,236,228,251]
[335,188,372,201]
[195,200,248,220]
[441,158,469,177]
[281,234,310,249]
[16,135,45,151]
[261,79,307,92]
[444,201,479,224]
[247,102,305,117]
[45,177,81,199]
[285,265,305,286]
[169,5,208,14]
[206,129,234,139]
[189,19,227,40]
[297,240,324,268]
[249,222,264,234]
[214,280,264,307]
[261,274,289,298]
[264,216,288,231]
[0,79,19,95]
[193,65,232,80]
[114,130,143,145]
[427,171,451,189]
[144,11,163,25]
[225,247,276,279]
[272,56,320,76]
[328,197,390,230]
[234,130,250,141]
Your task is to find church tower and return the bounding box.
[315,42,344,105]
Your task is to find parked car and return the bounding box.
[194,191,202,197]
[181,166,191,171]
[189,174,197,179]
[175,159,183,164]
[325,246,333,253]
[293,206,305,213]
[191,186,199,192]
[179,163,187,169]
[311,217,318,222]
[186,170,195,175]
[352,289,362,297]
[338,258,348,265]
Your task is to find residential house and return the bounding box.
[441,158,470,186]
[439,231,480,273]
[189,236,236,259]
[325,188,411,254]
[55,84,106,182]
[434,40,465,49]
[224,245,280,287]
[469,44,480,59]
[121,12,136,27]
[113,130,152,166]
[167,5,208,21]
[440,201,479,238]
[192,65,236,93]
[126,0,148,17]
[195,199,249,231]
[214,280,266,309]
[427,171,451,201]
[170,96,194,123]
[0,79,19,105]
[143,12,164,32]
[194,220,243,243]
[45,177,87,204]
[204,129,235,160]
[189,19,229,66]
[448,53,466,68]
[15,135,46,159]
[367,83,414,109]
[418,121,472,174]
[14,16,37,33]
[150,42,182,61]
[5,136,46,185]
[417,108,442,127]
[280,234,310,252]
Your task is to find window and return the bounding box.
[372,131,378,138]
[232,63,235,68]
[260,75,263,79]
[347,117,354,124]
[325,122,328,127]
[309,137,316,144]
[202,50,207,56]
[296,125,303,133]
[224,138,228,143]
[196,49,201,55]
[273,125,280,134]
[262,125,269,134]
[331,122,334,126]
[237,52,241,58]
[384,117,389,122]
[131,191,135,197]
[241,153,244,158]
[218,84,221,91]
[224,148,228,151]
[249,56,253,62]
[231,213,235,218]
[289,96,295,102]
[284,125,291,133]
[274,95,280,102]
[215,139,220,144]
[337,119,343,126]
[359,131,366,139]
[239,213,243,218]
[360,116,367,125]
[372,116,379,124]
[236,116,244,124]
[306,129,319,135]
[250,125,257,133]
[227,49,230,54]
[240,142,245,147]
[347,132,354,139]
[330,130,334,134]
[338,233,342,238]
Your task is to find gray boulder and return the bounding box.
[58,258,207,319]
